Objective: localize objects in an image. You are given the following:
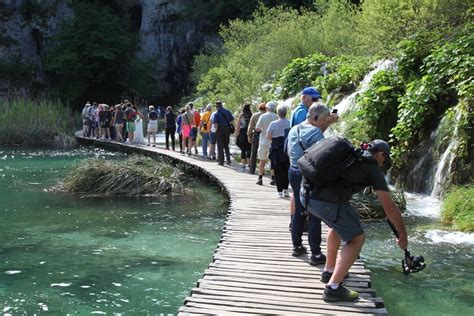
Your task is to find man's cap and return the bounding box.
[301,87,321,99]
[215,101,223,107]
[368,139,391,155]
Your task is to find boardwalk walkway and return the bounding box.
[75,133,387,315]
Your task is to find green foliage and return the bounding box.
[352,70,404,143]
[0,99,78,146]
[274,53,326,99]
[390,33,474,165]
[0,57,38,87]
[441,184,474,232]
[315,56,374,96]
[45,2,137,106]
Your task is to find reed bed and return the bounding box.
[353,187,406,219]
[0,98,79,146]
[62,155,186,196]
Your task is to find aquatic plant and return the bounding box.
[0,98,78,146]
[352,187,406,220]
[62,155,186,196]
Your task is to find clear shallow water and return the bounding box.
[363,194,474,315]
[0,148,227,314]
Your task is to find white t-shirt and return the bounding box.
[256,112,278,146]
[210,111,218,133]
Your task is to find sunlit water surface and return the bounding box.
[363,193,474,315]
[0,148,227,314]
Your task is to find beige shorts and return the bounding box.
[257,144,270,160]
[148,122,158,133]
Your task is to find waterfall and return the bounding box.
[334,59,397,115]
[430,108,461,197]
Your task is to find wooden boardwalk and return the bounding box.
[75,133,387,315]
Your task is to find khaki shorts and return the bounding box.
[148,122,158,133]
[257,144,270,160]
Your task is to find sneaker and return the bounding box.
[323,284,359,302]
[277,191,284,198]
[269,179,275,185]
[283,189,290,197]
[320,271,350,284]
[292,245,307,257]
[309,253,327,266]
[239,165,246,170]
[256,178,263,185]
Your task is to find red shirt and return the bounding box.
[193,111,201,126]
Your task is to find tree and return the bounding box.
[45,2,136,107]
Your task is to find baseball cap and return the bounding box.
[301,87,321,100]
[368,140,392,171]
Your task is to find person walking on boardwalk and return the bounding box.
[176,108,185,153]
[301,140,408,302]
[199,104,212,158]
[181,104,195,155]
[247,102,266,174]
[146,105,159,146]
[255,101,278,185]
[164,106,177,150]
[290,87,321,127]
[286,103,338,265]
[267,104,290,197]
[213,101,234,166]
[234,103,253,170]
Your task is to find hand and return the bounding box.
[247,137,252,143]
[330,113,339,123]
[396,234,408,250]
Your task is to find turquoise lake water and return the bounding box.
[0,148,227,314]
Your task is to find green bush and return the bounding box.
[0,99,78,146]
[390,33,473,165]
[350,70,404,143]
[441,185,474,232]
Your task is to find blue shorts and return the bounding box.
[301,194,364,242]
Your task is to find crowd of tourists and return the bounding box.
[81,87,409,303]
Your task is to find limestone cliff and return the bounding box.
[0,0,217,102]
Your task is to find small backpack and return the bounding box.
[127,109,137,121]
[297,136,372,189]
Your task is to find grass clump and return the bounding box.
[352,187,406,220]
[63,155,185,196]
[0,98,78,146]
[441,185,474,232]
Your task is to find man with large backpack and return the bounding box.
[299,138,408,302]
[286,103,338,265]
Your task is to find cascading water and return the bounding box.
[334,59,397,115]
[430,108,461,197]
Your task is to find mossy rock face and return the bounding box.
[352,188,406,220]
[61,155,186,196]
[441,185,474,232]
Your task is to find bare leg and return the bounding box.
[258,159,266,176]
[324,228,341,271]
[329,233,365,284]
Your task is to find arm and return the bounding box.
[267,130,273,141]
[234,114,242,136]
[376,190,408,250]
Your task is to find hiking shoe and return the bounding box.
[309,253,327,266]
[320,271,350,284]
[269,179,275,185]
[323,284,359,302]
[277,191,284,198]
[256,178,263,185]
[292,245,307,257]
[283,189,290,197]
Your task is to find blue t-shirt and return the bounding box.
[176,115,182,133]
[290,103,308,127]
[287,121,324,168]
[213,108,234,127]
